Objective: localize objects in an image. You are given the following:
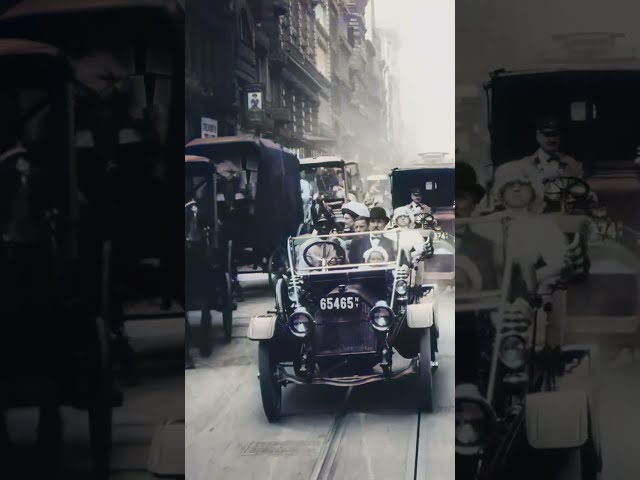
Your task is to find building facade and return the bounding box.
[186,0,396,169]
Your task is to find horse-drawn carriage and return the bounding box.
[0,0,184,476]
[185,135,304,292]
[185,154,234,355]
[0,38,115,479]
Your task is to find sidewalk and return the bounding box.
[109,317,185,479]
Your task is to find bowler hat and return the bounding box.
[456,162,485,203]
[369,206,389,222]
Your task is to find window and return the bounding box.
[239,9,253,46]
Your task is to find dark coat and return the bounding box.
[456,227,498,290]
[349,234,396,264]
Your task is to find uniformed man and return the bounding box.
[405,187,432,215]
[518,115,584,181]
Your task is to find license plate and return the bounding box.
[320,295,359,311]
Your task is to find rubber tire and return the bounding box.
[88,315,113,480]
[417,328,434,413]
[267,246,286,288]
[222,273,233,343]
[258,340,282,423]
[199,309,213,357]
[552,447,598,480]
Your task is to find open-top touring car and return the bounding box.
[247,229,438,422]
[455,215,602,480]
[299,156,364,226]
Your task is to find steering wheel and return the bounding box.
[302,240,347,267]
[544,176,591,204]
[415,212,436,228]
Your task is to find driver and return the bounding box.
[516,115,584,182]
[297,209,346,269]
[405,187,432,215]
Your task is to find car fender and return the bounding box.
[247,314,277,340]
[525,390,589,449]
[406,302,434,329]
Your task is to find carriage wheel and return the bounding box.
[222,273,233,343]
[199,309,213,357]
[268,246,287,288]
[89,314,113,480]
[417,328,434,413]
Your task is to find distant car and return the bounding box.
[299,156,364,225]
[247,229,439,422]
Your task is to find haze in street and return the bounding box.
[375,0,454,157]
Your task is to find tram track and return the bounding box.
[309,385,425,480]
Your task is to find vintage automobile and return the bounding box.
[0,0,186,383]
[186,135,304,287]
[247,229,438,422]
[0,39,115,479]
[364,173,392,210]
[185,155,234,354]
[299,156,364,226]
[391,163,455,235]
[455,215,602,480]
[485,59,640,351]
[390,166,455,287]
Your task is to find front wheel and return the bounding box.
[199,309,213,357]
[222,273,233,343]
[417,328,434,413]
[267,246,287,288]
[258,341,282,422]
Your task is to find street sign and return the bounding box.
[201,117,218,138]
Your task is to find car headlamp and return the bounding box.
[499,334,527,370]
[395,280,408,296]
[288,285,301,302]
[288,307,313,338]
[455,384,496,456]
[368,301,394,331]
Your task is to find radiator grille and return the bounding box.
[314,321,378,356]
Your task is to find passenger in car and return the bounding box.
[393,207,433,267]
[483,161,569,301]
[349,206,396,264]
[455,162,499,291]
[363,246,388,264]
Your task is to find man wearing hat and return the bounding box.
[405,187,432,215]
[349,206,396,264]
[455,162,498,290]
[517,115,583,182]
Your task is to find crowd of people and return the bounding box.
[297,197,435,270]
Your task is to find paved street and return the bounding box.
[185,273,454,480]
[5,314,185,480]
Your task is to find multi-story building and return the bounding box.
[186,0,395,168]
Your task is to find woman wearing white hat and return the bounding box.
[341,201,370,233]
[393,206,433,266]
[479,161,568,302]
